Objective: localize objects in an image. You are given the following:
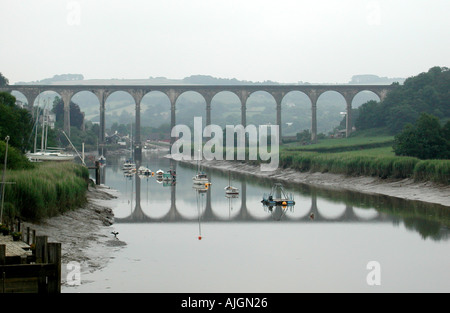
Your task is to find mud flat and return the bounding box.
[23,184,126,287]
[179,158,450,207]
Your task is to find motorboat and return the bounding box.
[138,166,152,176]
[98,155,106,166]
[122,160,136,171]
[193,172,209,185]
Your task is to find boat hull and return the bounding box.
[27,152,75,162]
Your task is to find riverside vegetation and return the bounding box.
[278,137,449,184]
[0,67,449,225]
[0,143,89,223]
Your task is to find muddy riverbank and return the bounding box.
[23,184,126,287]
[178,158,450,207]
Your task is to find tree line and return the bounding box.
[354,66,450,159]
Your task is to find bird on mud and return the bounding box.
[111,231,119,239]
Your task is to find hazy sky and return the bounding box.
[1,0,449,84]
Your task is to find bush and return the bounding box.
[0,140,34,170]
[393,113,450,159]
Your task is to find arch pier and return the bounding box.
[1,84,393,158]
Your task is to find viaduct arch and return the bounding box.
[0,84,393,157]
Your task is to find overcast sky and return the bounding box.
[1,0,449,84]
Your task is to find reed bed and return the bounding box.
[1,162,89,222]
[279,150,449,184]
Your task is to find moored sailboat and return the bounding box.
[224,171,239,195]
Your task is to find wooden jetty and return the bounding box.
[0,222,61,293]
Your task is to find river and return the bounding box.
[64,150,450,293]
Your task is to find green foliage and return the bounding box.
[0,72,9,86]
[355,66,450,135]
[2,162,89,222]
[52,97,84,129]
[279,148,449,184]
[276,134,450,184]
[0,92,34,152]
[393,113,450,159]
[284,136,394,153]
[0,140,34,170]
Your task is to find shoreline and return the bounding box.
[178,158,450,207]
[23,184,126,287]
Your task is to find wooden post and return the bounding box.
[36,236,48,293]
[1,244,5,293]
[47,243,61,293]
[95,161,100,185]
[26,227,30,245]
[32,229,36,245]
[0,244,5,265]
[35,236,48,264]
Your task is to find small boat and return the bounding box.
[225,185,239,195]
[122,160,136,171]
[192,148,209,185]
[27,151,75,162]
[138,166,151,175]
[261,183,295,207]
[155,169,164,178]
[162,168,176,181]
[98,155,106,166]
[224,171,239,195]
[193,172,209,185]
[27,104,75,163]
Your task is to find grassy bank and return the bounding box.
[278,137,450,184]
[1,162,89,222]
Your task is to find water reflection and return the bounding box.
[95,152,450,241]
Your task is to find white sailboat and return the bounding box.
[192,149,209,185]
[224,171,239,195]
[26,103,75,162]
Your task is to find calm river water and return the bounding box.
[65,150,449,293]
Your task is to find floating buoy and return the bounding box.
[198,236,202,240]
[282,201,287,206]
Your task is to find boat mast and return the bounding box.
[40,107,45,152]
[33,106,41,153]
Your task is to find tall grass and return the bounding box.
[279,150,449,184]
[1,162,89,222]
[283,136,394,153]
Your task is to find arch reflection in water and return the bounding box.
[100,153,449,241]
[113,171,390,223]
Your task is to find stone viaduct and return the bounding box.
[0,84,393,155]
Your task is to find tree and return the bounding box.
[393,113,449,159]
[355,100,385,130]
[0,92,33,152]
[355,66,450,135]
[0,72,9,86]
[52,97,84,129]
